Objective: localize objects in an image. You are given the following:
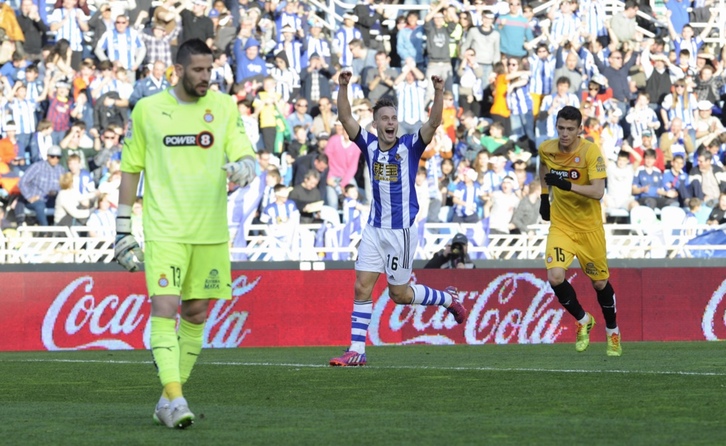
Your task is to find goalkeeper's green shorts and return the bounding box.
[145,241,232,300]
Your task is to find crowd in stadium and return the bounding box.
[1,0,726,243]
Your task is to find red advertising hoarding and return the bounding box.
[1,267,724,351]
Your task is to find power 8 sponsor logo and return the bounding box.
[550,168,579,181]
[163,131,215,149]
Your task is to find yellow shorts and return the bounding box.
[545,226,609,281]
[145,241,232,300]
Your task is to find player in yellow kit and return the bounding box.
[114,39,256,428]
[538,106,622,357]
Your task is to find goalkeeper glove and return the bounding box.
[223,157,256,187]
[539,194,550,221]
[544,172,572,191]
[114,204,144,272]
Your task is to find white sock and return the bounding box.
[606,327,620,336]
[170,396,188,410]
[577,313,590,325]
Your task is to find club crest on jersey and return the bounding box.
[158,274,169,288]
[163,131,215,149]
[204,109,214,123]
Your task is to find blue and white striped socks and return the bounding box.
[410,284,453,307]
[350,300,372,354]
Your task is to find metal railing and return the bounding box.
[0,222,718,264]
[312,0,726,45]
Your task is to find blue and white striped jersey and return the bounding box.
[274,41,303,73]
[353,127,426,229]
[549,13,581,45]
[7,98,37,134]
[275,13,302,43]
[87,209,116,238]
[334,26,362,68]
[661,93,698,129]
[48,8,88,52]
[261,200,299,224]
[528,55,556,95]
[97,28,144,70]
[302,36,332,67]
[90,77,122,98]
[25,80,44,107]
[579,0,608,37]
[395,80,427,125]
[452,182,481,218]
[343,197,364,236]
[506,83,532,115]
[270,66,300,103]
[673,36,703,67]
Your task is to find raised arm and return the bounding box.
[698,10,718,41]
[665,10,679,41]
[337,71,361,140]
[419,75,444,145]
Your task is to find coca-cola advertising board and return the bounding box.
[1,267,724,351]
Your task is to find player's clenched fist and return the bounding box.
[223,157,256,187]
[431,75,444,91]
[339,71,352,86]
[544,172,572,191]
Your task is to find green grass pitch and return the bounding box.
[1,342,725,445]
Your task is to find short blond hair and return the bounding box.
[59,172,73,190]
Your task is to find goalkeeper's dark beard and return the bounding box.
[182,70,208,98]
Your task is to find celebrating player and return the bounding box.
[329,71,468,367]
[539,105,622,357]
[114,38,256,428]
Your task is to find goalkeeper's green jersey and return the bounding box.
[121,89,254,244]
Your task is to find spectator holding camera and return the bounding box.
[424,233,474,269]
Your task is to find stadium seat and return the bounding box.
[320,205,341,225]
[630,206,659,227]
[659,206,686,226]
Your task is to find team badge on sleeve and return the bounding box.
[596,156,606,172]
[158,274,169,288]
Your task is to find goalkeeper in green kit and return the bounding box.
[114,38,256,429]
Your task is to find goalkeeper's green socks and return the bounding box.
[178,319,205,385]
[150,316,183,400]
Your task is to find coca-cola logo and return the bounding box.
[369,272,567,345]
[702,278,726,340]
[41,274,260,351]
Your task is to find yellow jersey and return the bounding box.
[121,89,254,244]
[539,137,607,233]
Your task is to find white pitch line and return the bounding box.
[4,358,726,377]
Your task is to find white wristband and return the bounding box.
[117,204,133,218]
[116,204,133,234]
